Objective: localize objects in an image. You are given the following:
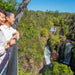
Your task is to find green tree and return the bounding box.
[44,62,74,75]
[7,0,19,9]
[62,24,69,35]
[53,17,60,26]
[40,28,49,37]
[0,0,17,11]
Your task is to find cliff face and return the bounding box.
[18,23,50,74]
[70,55,75,72]
[70,42,75,72]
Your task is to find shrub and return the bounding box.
[44,62,74,75]
[41,28,49,37]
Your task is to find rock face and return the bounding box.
[50,50,59,61]
[21,57,45,74]
[70,54,75,72]
[70,42,75,72]
[58,42,65,62]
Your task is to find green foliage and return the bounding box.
[53,17,60,26]
[60,20,64,26]
[7,0,18,8]
[18,21,44,74]
[62,24,69,35]
[72,42,75,58]
[0,0,18,11]
[44,62,74,75]
[49,34,60,50]
[45,20,54,30]
[40,28,49,37]
[19,69,35,75]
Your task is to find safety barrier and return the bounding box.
[6,40,18,75]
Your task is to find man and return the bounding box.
[0,10,19,42]
[0,9,16,75]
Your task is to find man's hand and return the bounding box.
[14,31,20,40]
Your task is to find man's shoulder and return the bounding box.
[10,26,16,30]
[10,26,16,33]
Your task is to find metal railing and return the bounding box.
[6,40,18,75]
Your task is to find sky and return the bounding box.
[18,0,75,13]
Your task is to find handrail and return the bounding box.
[6,40,18,75]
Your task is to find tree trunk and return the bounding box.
[13,0,31,29]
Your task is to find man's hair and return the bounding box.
[5,10,14,17]
[0,8,6,15]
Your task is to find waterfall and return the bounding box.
[63,42,72,65]
[44,39,72,66]
[44,45,51,65]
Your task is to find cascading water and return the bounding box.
[44,44,51,65]
[63,42,72,65]
[59,41,72,65]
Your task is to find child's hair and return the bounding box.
[0,8,6,15]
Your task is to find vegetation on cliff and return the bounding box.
[17,10,75,75]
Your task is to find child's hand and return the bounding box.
[9,39,16,46]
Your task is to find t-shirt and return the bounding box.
[0,28,9,74]
[0,25,16,41]
[0,28,7,64]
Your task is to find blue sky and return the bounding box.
[18,0,75,13]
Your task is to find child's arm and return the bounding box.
[5,39,16,50]
[13,30,20,40]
